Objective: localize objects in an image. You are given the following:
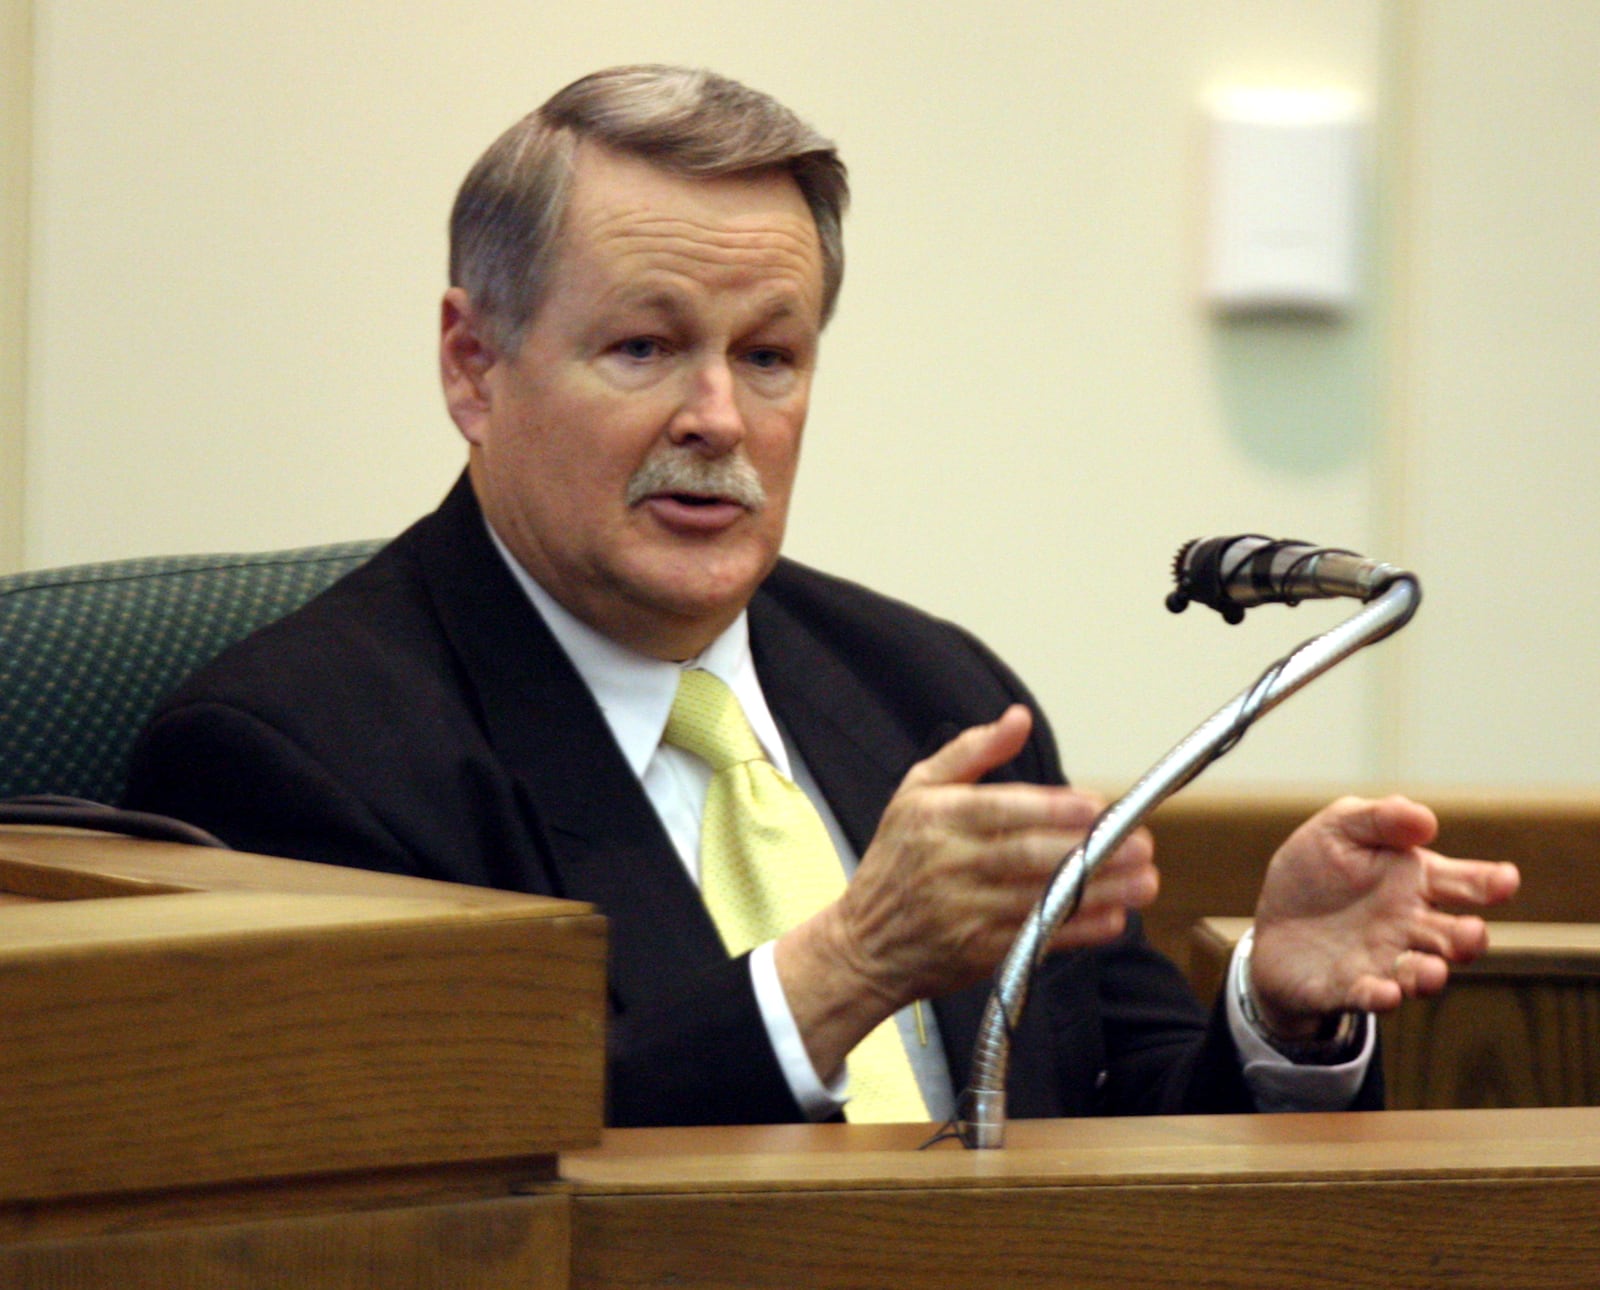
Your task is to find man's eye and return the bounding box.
[617,337,662,360]
[746,347,788,370]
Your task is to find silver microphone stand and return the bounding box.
[956,565,1421,1148]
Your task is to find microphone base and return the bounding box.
[958,1090,1007,1149]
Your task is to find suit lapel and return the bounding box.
[748,588,915,858]
[409,476,728,1013]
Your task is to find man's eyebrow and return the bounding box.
[747,292,824,333]
[600,288,816,331]
[604,289,688,319]
[755,295,803,322]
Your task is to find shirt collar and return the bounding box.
[485,520,792,780]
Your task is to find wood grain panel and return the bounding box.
[0,1194,571,1290]
[573,1177,1600,1290]
[565,1112,1600,1290]
[0,828,607,1203]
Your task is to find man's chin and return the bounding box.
[615,552,779,650]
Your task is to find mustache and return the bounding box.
[625,449,767,512]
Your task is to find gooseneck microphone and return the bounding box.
[955,533,1421,1149]
[1166,534,1407,624]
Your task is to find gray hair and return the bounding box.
[449,65,849,353]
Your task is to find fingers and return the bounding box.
[889,708,1101,841]
[847,707,1163,992]
[1323,797,1519,913]
[1345,973,1403,1014]
[902,704,1035,791]
[1326,951,1450,1016]
[1405,907,1491,964]
[1397,950,1450,996]
[1338,910,1492,1015]
[1332,794,1439,852]
[1379,948,1450,1002]
[1049,847,1160,952]
[1421,852,1522,909]
[851,801,1155,993]
[927,783,1100,839]
[916,814,1154,914]
[1079,828,1159,909]
[1050,903,1129,951]
[1255,795,1521,1022]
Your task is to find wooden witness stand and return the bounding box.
[0,825,604,1288]
[5,825,1600,1287]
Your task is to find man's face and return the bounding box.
[444,144,825,660]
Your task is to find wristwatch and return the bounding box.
[1235,930,1366,1066]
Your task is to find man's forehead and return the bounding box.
[565,143,815,240]
[554,146,824,312]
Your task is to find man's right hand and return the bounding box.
[774,704,1158,1081]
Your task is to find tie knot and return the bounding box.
[664,669,765,772]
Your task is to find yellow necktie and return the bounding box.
[664,668,927,1123]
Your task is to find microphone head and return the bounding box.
[1168,534,1405,622]
[1168,535,1267,623]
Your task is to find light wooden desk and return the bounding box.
[563,1109,1600,1289]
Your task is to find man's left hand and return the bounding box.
[1248,795,1521,1040]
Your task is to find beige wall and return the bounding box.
[8,1,1598,793]
[1394,0,1600,789]
[0,0,26,572]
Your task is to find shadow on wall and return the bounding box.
[1210,313,1376,476]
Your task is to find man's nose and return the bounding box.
[668,360,745,452]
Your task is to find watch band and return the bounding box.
[1235,927,1366,1066]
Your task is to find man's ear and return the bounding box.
[440,288,500,445]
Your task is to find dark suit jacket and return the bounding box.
[125,473,1376,1126]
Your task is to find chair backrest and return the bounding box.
[0,540,383,805]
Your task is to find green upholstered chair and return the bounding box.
[0,540,382,808]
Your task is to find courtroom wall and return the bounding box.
[0,0,27,572]
[6,1,1597,792]
[1388,1,1600,788]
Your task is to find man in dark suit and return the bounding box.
[124,65,1518,1128]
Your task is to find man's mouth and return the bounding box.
[639,491,750,534]
[668,491,732,507]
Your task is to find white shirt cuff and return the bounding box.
[749,940,847,1120]
[1226,926,1375,1113]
